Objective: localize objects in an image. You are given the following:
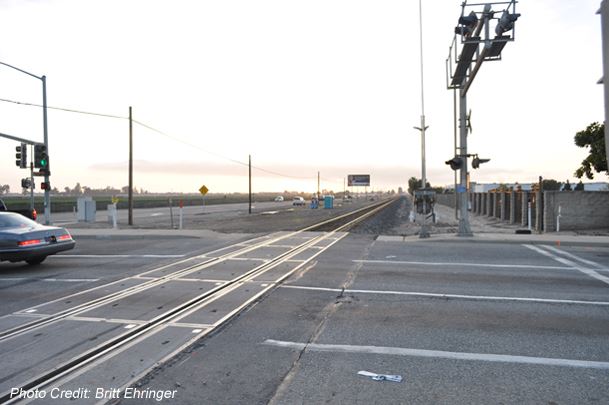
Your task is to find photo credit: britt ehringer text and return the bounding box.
[10,387,178,402]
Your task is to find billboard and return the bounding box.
[347,174,370,187]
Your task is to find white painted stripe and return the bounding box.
[281,285,609,306]
[524,245,609,286]
[353,259,572,271]
[543,246,607,269]
[51,254,185,258]
[0,277,99,283]
[264,340,609,370]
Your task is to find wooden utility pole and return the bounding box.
[128,106,133,226]
[249,155,252,214]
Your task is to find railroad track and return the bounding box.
[0,197,397,404]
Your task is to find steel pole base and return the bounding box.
[419,223,431,238]
[457,218,473,237]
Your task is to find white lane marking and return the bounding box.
[353,259,572,271]
[281,285,609,307]
[0,277,99,283]
[262,211,279,215]
[53,221,78,226]
[263,339,609,370]
[543,246,607,269]
[150,212,164,217]
[68,316,146,324]
[51,254,185,258]
[524,245,609,286]
[124,324,137,329]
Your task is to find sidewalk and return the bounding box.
[385,203,609,246]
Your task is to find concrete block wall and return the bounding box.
[543,191,609,232]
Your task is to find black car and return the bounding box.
[0,212,75,265]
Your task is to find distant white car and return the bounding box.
[274,196,284,202]
[292,196,305,206]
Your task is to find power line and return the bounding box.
[0,96,337,184]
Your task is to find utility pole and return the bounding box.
[128,106,133,226]
[317,171,320,198]
[249,155,252,214]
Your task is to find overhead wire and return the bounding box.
[0,97,342,185]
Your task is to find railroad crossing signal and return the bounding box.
[472,156,491,169]
[445,157,463,171]
[34,143,48,169]
[15,143,27,168]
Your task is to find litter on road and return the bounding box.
[357,370,403,383]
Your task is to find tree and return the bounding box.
[574,122,608,179]
[407,177,431,195]
[575,181,585,191]
[0,184,9,195]
[73,182,82,195]
[541,179,561,191]
[563,180,572,191]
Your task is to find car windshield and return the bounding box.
[0,213,39,229]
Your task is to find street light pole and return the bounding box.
[0,61,51,224]
[414,0,431,239]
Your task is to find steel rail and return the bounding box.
[0,197,397,403]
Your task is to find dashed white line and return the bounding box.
[263,339,609,369]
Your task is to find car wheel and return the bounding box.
[26,256,47,265]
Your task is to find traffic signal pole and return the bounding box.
[42,75,51,224]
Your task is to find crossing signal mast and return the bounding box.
[445,0,520,236]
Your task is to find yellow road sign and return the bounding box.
[199,185,209,196]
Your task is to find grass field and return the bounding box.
[0,192,298,213]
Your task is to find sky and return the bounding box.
[0,0,607,194]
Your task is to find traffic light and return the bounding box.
[40,182,49,190]
[21,178,32,189]
[34,144,48,169]
[445,157,463,171]
[495,10,520,36]
[455,11,478,36]
[15,143,27,169]
[471,157,490,169]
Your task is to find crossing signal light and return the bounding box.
[455,11,478,36]
[495,10,520,36]
[15,143,27,168]
[40,182,49,190]
[472,157,490,169]
[34,144,48,169]
[445,157,463,171]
